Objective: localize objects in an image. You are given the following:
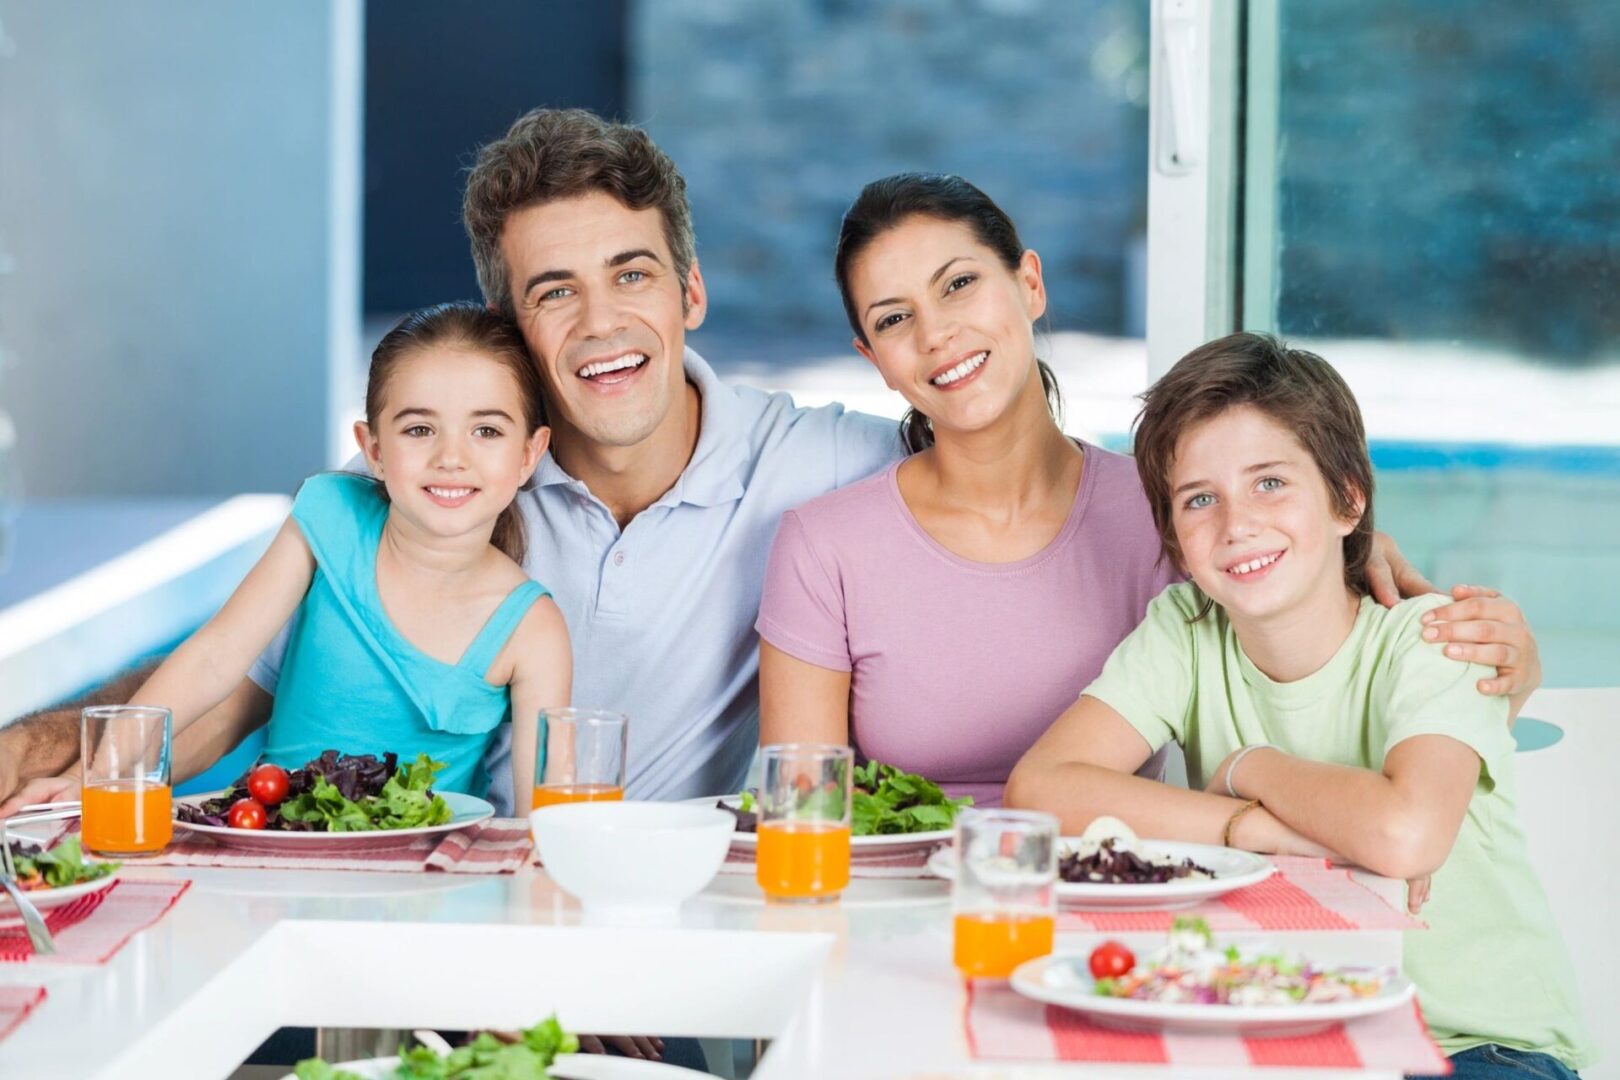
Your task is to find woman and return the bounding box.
[755,173,1539,806]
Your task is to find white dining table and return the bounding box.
[0,847,1408,1080]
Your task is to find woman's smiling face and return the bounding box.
[845,214,1047,438]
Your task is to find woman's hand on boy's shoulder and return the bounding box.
[1366,531,1439,608]
[1420,585,1541,716]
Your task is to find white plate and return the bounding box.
[1011,951,1414,1036]
[174,790,493,853]
[0,867,121,926]
[694,795,953,856]
[928,838,1274,909]
[278,1051,716,1079]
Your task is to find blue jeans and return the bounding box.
[1409,1044,1581,1080]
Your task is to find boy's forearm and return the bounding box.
[1236,751,1441,878]
[1006,761,1251,846]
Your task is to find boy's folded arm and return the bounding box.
[1228,735,1480,879]
[128,518,316,734]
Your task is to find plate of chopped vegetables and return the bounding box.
[701,759,972,856]
[175,750,491,853]
[1011,917,1412,1035]
[929,816,1272,909]
[284,1016,712,1079]
[1,836,120,925]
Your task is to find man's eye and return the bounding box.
[538,286,572,303]
[1185,492,1215,509]
[945,273,977,294]
[619,269,647,284]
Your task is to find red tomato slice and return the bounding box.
[1089,940,1136,980]
[228,798,268,830]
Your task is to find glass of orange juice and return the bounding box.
[532,708,628,810]
[756,743,852,904]
[79,705,173,857]
[952,808,1058,979]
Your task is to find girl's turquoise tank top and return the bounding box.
[264,473,549,798]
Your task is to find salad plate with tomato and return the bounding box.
[0,836,120,926]
[174,750,492,854]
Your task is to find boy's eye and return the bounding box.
[1185,492,1215,510]
[1257,476,1285,492]
[945,272,977,294]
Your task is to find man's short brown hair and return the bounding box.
[463,107,696,316]
[1133,331,1375,595]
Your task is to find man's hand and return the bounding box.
[0,755,17,811]
[577,1035,665,1060]
[1421,585,1542,715]
[0,775,81,820]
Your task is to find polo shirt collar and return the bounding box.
[526,347,749,508]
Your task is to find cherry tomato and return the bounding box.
[1088,940,1135,980]
[246,763,290,807]
[228,798,268,830]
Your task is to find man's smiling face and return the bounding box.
[499,190,707,451]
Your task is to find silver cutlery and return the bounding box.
[0,866,56,955]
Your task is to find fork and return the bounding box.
[0,866,56,956]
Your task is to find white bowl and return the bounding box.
[530,801,734,921]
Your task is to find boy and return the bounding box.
[1006,332,1591,1077]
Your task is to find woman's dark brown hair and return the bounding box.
[834,173,1063,453]
[1132,332,1375,611]
[366,301,547,564]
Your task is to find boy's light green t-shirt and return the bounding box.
[1084,584,1592,1068]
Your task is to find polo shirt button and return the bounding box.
[613,551,625,566]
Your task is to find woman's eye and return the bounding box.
[874,311,906,332]
[1258,476,1285,492]
[1185,492,1215,510]
[945,272,977,294]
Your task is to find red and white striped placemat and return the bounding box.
[117,818,533,874]
[716,839,946,880]
[965,980,1449,1073]
[0,879,191,965]
[0,985,47,1043]
[1057,857,1424,932]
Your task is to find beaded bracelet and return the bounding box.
[1223,798,1261,849]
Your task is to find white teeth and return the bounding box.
[931,351,988,386]
[1229,552,1281,575]
[427,487,474,499]
[579,353,648,379]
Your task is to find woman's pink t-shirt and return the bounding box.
[756,443,1176,807]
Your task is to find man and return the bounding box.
[0,108,1541,816]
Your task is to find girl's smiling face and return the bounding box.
[1169,403,1364,623]
[357,345,549,543]
[845,214,1047,437]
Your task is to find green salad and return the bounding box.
[850,760,973,835]
[8,837,119,892]
[294,1016,578,1079]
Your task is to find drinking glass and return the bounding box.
[756,743,852,904]
[531,708,628,809]
[79,705,173,856]
[951,808,1058,979]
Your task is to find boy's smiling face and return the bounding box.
[1169,403,1363,623]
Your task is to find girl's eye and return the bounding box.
[474,425,502,438]
[945,272,977,294]
[1185,492,1215,510]
[403,424,432,437]
[1258,476,1285,492]
[874,311,906,332]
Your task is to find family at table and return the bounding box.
[0,106,1592,1077]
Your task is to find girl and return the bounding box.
[1007,333,1591,1076]
[101,302,569,801]
[756,174,1532,806]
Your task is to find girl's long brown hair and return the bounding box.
[365,301,547,564]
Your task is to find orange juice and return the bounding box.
[756,821,851,901]
[531,784,624,809]
[81,781,173,855]
[952,911,1055,978]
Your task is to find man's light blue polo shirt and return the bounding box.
[251,349,902,812]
